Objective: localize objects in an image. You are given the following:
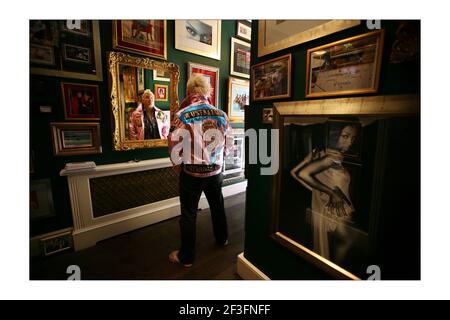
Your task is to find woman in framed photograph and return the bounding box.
[290,120,361,264]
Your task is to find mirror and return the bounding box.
[108,51,179,150]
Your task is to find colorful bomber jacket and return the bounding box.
[168,94,233,177]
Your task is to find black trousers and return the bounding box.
[178,171,228,264]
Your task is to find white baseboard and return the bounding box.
[237,252,270,280]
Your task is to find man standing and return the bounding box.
[168,75,233,267]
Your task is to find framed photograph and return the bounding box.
[137,67,145,93]
[41,230,73,256]
[61,82,100,120]
[223,133,245,175]
[50,122,102,156]
[258,20,360,57]
[153,69,170,82]
[175,20,221,60]
[306,29,385,98]
[188,62,219,106]
[236,20,251,42]
[262,108,274,124]
[112,20,167,60]
[227,77,249,123]
[271,95,419,279]
[251,53,291,101]
[154,83,169,102]
[30,44,55,65]
[122,66,138,103]
[30,20,103,81]
[30,179,55,220]
[230,37,250,79]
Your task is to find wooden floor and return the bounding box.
[30,192,245,280]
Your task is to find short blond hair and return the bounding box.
[186,74,211,96]
[142,89,154,99]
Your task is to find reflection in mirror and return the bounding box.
[109,51,179,150]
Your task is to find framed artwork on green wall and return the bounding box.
[230,37,250,79]
[112,20,167,60]
[30,20,103,81]
[175,20,221,60]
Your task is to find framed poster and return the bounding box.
[175,20,221,60]
[187,62,219,107]
[230,37,250,79]
[227,77,249,123]
[30,20,103,81]
[258,20,360,57]
[306,30,385,98]
[61,82,100,120]
[236,20,251,42]
[30,179,55,220]
[251,53,291,101]
[112,20,167,60]
[50,122,102,156]
[270,95,419,279]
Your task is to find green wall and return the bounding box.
[30,20,246,237]
[245,20,420,279]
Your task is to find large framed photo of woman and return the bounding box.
[175,20,221,60]
[306,29,385,98]
[251,53,291,101]
[112,20,167,60]
[271,95,419,279]
[188,62,219,107]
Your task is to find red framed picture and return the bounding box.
[61,82,100,120]
[187,62,219,106]
[113,20,167,60]
[154,83,169,102]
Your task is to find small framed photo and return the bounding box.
[262,108,274,124]
[60,20,90,36]
[137,67,145,93]
[175,20,221,60]
[41,230,73,256]
[50,122,102,156]
[306,29,385,98]
[63,44,91,64]
[227,77,249,123]
[154,83,169,102]
[61,82,100,120]
[251,53,291,101]
[188,62,219,106]
[30,179,55,220]
[230,37,250,79]
[112,20,167,60]
[153,69,170,82]
[236,20,251,42]
[30,44,55,66]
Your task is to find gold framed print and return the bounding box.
[258,20,360,57]
[112,20,167,60]
[306,29,385,98]
[50,122,102,156]
[251,53,291,101]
